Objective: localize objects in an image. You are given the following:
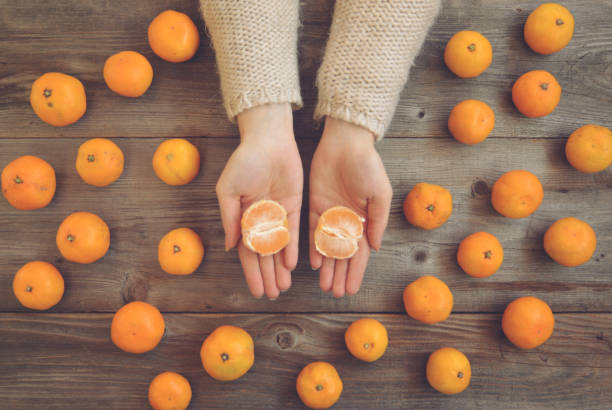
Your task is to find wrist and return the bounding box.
[321,116,376,147]
[237,103,294,144]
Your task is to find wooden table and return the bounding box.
[1,1,611,409]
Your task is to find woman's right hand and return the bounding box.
[216,103,303,300]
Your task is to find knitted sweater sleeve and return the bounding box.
[200,0,303,121]
[314,0,441,140]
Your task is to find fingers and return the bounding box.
[259,254,280,300]
[284,208,300,272]
[216,187,242,251]
[274,252,292,292]
[346,238,371,296]
[319,257,334,292]
[309,209,323,270]
[238,243,289,299]
[366,182,393,251]
[238,243,264,298]
[332,259,349,298]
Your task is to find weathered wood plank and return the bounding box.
[0,313,609,409]
[0,0,610,139]
[1,138,610,313]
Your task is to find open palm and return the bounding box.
[309,118,392,297]
[216,104,303,299]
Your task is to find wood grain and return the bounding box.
[1,313,610,410]
[1,1,611,408]
[0,0,610,139]
[1,137,610,313]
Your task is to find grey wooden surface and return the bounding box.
[0,0,611,409]
[0,138,610,314]
[1,313,610,410]
[0,0,610,139]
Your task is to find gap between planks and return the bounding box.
[2,311,611,315]
[0,136,572,140]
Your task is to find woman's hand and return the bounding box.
[309,117,392,297]
[216,103,303,299]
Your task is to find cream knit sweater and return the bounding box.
[201,0,440,140]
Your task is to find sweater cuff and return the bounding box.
[226,86,303,121]
[314,101,385,142]
[200,0,302,121]
[314,0,441,141]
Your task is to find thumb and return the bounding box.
[366,185,392,252]
[217,192,242,251]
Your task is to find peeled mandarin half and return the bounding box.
[241,200,290,256]
[314,206,364,259]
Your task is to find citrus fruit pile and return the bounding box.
[389,2,604,399]
[2,3,610,409]
[4,9,205,410]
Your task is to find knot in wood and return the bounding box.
[276,331,295,350]
[413,249,428,264]
[121,273,149,303]
[471,180,489,197]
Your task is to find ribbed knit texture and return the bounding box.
[315,0,441,140]
[201,0,440,138]
[200,0,303,120]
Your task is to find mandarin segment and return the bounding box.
[241,199,287,229]
[247,226,290,256]
[314,229,358,259]
[314,206,364,259]
[241,199,290,256]
[317,206,364,238]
